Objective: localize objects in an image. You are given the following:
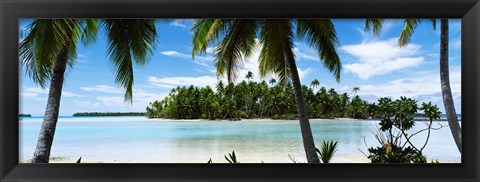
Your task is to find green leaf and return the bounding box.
[365,19,384,36]
[296,19,341,82]
[76,157,82,163]
[102,19,157,102]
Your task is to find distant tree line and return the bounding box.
[72,112,146,117]
[19,114,32,117]
[146,77,377,120]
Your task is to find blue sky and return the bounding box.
[19,19,462,116]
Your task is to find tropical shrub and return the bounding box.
[366,97,442,163]
[316,140,338,163]
[224,150,239,163]
[367,145,426,163]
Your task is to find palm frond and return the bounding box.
[365,19,384,36]
[19,19,81,88]
[399,19,436,47]
[65,19,85,73]
[214,19,259,84]
[430,19,437,30]
[258,19,294,85]
[296,19,341,82]
[128,20,157,65]
[80,19,99,46]
[191,19,232,57]
[19,20,54,88]
[399,19,420,47]
[102,19,157,102]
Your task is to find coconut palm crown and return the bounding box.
[20,19,157,163]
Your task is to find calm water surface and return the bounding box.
[19,116,461,163]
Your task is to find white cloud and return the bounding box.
[74,100,101,107]
[160,51,214,68]
[293,47,318,61]
[341,38,424,80]
[148,76,219,89]
[453,39,461,50]
[355,27,377,43]
[206,47,214,54]
[62,91,86,97]
[344,57,424,80]
[20,87,48,98]
[355,66,461,113]
[74,88,169,111]
[160,51,188,57]
[80,85,123,94]
[96,96,126,107]
[77,54,90,63]
[20,87,84,98]
[169,19,195,29]
[297,68,312,80]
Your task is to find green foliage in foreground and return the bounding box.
[368,145,426,163]
[366,97,442,163]
[209,148,342,163]
[316,140,338,163]
[224,151,239,163]
[72,112,146,117]
[76,157,82,163]
[146,79,373,120]
[206,151,239,163]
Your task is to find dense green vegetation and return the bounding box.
[72,112,146,117]
[19,114,32,117]
[146,77,374,120]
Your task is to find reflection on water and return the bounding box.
[19,117,461,163]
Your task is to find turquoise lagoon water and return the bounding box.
[19,116,461,163]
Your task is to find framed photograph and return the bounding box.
[1,0,479,181]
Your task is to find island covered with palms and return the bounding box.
[73,112,146,117]
[19,19,462,163]
[146,77,374,120]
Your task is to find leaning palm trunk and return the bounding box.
[287,57,321,164]
[440,19,462,153]
[31,43,70,163]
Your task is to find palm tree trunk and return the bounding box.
[31,44,70,163]
[286,59,320,163]
[440,19,462,153]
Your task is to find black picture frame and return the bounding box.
[1,0,479,181]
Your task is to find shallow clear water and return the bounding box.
[19,116,461,163]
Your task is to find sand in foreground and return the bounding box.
[21,156,460,163]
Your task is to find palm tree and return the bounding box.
[20,19,157,163]
[245,71,254,116]
[216,80,225,94]
[245,71,253,81]
[269,78,276,86]
[191,19,342,163]
[352,86,360,97]
[397,19,461,153]
[310,79,320,90]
